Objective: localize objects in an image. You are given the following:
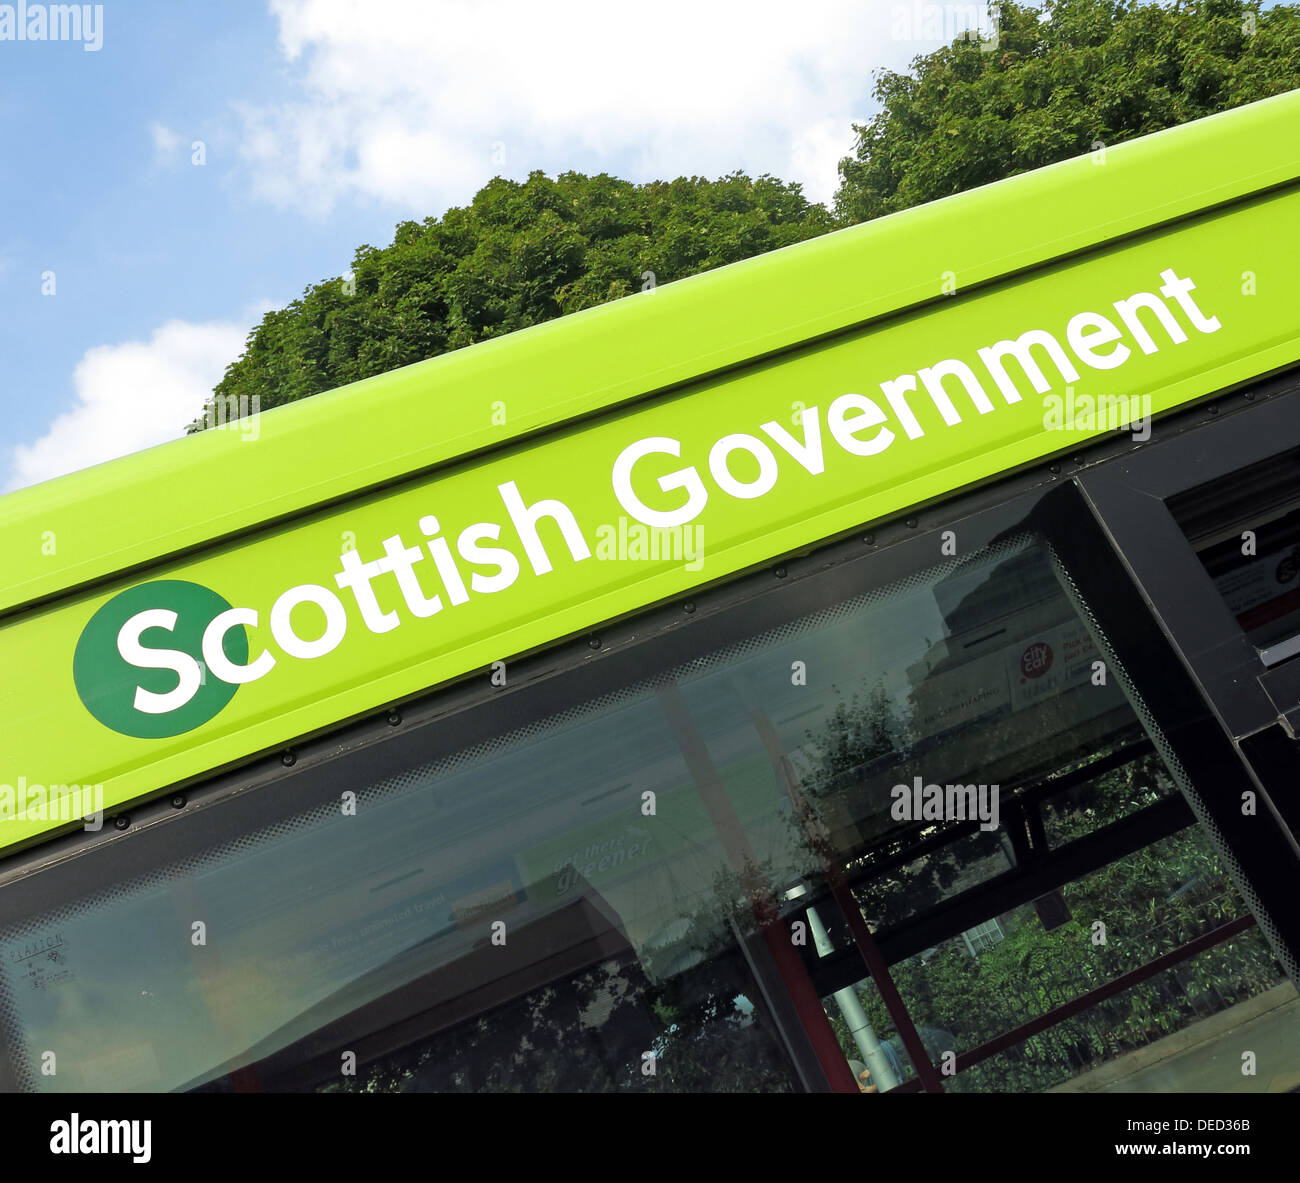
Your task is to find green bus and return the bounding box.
[2,89,1300,1094]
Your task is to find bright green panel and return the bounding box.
[2,91,1298,617]
[1,182,1297,852]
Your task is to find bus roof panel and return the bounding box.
[2,89,1299,619]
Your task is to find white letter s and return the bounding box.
[117,609,203,714]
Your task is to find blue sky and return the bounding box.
[0,0,1277,491]
[1,1,411,488]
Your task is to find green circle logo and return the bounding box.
[73,580,248,738]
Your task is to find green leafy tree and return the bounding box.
[836,757,1284,1093]
[194,171,833,425]
[835,0,1300,224]
[199,1,1300,425]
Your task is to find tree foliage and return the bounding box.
[796,661,1285,1092]
[829,750,1284,1093]
[835,0,1300,223]
[197,172,833,423]
[199,1,1300,424]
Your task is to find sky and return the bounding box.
[0,0,1240,494]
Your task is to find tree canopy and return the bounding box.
[835,0,1300,222]
[198,172,834,422]
[199,0,1300,425]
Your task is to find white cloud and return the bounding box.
[236,0,944,216]
[790,117,863,207]
[150,121,181,160]
[6,319,250,492]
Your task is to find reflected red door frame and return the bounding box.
[657,684,863,1094]
[750,710,947,1093]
